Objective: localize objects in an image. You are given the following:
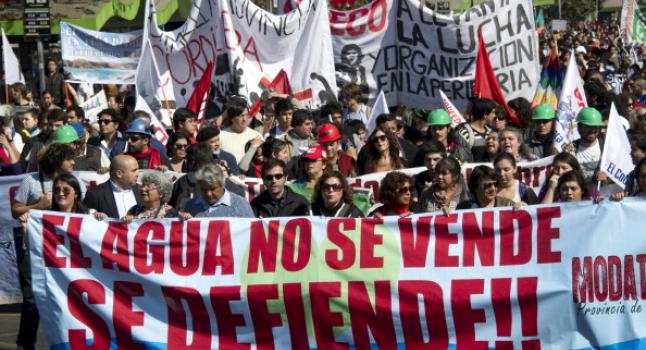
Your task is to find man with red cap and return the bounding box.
[318,123,356,177]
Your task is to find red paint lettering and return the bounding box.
[248,220,279,273]
[360,218,384,268]
[281,218,311,272]
[210,286,250,350]
[325,218,356,270]
[134,221,165,274]
[536,207,561,263]
[348,281,396,349]
[203,220,234,275]
[113,281,145,350]
[67,279,110,350]
[169,221,200,276]
[161,287,211,349]
[434,214,459,267]
[499,210,532,266]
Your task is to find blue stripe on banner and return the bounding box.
[49,339,646,350]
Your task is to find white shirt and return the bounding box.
[220,127,263,164]
[576,141,601,181]
[110,180,138,218]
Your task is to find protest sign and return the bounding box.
[60,22,142,84]
[621,0,646,44]
[79,90,107,123]
[28,199,646,348]
[331,0,540,110]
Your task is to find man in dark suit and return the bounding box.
[83,154,142,218]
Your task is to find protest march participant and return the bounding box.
[0,112,21,171]
[251,159,310,218]
[172,107,198,144]
[358,127,405,175]
[65,105,84,124]
[197,126,240,175]
[123,171,177,221]
[267,98,293,137]
[484,130,500,161]
[494,152,538,204]
[165,131,190,172]
[556,170,591,203]
[84,154,141,219]
[44,58,65,106]
[490,104,508,131]
[181,163,254,218]
[318,123,356,178]
[419,156,469,214]
[570,107,606,182]
[260,137,296,179]
[426,109,472,162]
[279,109,316,158]
[21,108,67,172]
[539,152,584,204]
[219,96,264,163]
[311,170,363,218]
[526,104,557,158]
[19,108,40,140]
[456,97,497,162]
[508,97,534,133]
[413,140,445,197]
[457,165,517,209]
[41,90,61,111]
[371,171,415,217]
[132,111,171,163]
[87,108,126,162]
[373,113,418,164]
[612,157,646,201]
[498,127,537,162]
[239,138,265,177]
[125,119,166,170]
[69,123,102,171]
[50,173,88,214]
[288,145,327,202]
[340,82,370,125]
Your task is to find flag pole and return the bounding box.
[4,84,8,104]
[146,39,172,113]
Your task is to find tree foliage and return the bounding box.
[561,0,597,23]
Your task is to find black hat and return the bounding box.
[197,126,220,142]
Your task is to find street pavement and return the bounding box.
[0,305,47,350]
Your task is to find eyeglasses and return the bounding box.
[494,116,506,121]
[174,144,188,150]
[373,135,387,143]
[398,186,411,194]
[98,119,114,125]
[53,187,72,196]
[480,182,497,190]
[263,173,285,181]
[141,183,158,191]
[321,183,343,192]
[128,135,143,142]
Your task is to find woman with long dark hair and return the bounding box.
[166,131,190,172]
[50,173,88,213]
[457,165,518,209]
[494,152,538,204]
[539,152,584,204]
[557,170,591,202]
[312,171,363,217]
[419,157,469,214]
[358,126,404,175]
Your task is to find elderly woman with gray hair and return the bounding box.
[123,171,177,222]
[180,163,255,219]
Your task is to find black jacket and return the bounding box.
[251,187,310,218]
[312,202,364,218]
[83,180,142,219]
[74,144,102,171]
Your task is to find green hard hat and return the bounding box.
[52,125,79,144]
[427,109,451,126]
[577,107,605,127]
[532,104,556,120]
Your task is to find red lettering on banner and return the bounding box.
[245,181,263,201]
[310,282,348,349]
[248,284,283,348]
[594,256,609,301]
[203,220,234,275]
[499,210,532,266]
[517,277,539,340]
[220,11,263,72]
[491,278,513,349]
[399,216,431,268]
[248,220,280,273]
[134,221,165,274]
[325,218,356,270]
[398,280,448,348]
[451,279,487,350]
[42,214,67,268]
[435,214,459,267]
[282,283,309,350]
[170,221,201,276]
[572,255,645,303]
[112,281,145,350]
[624,255,637,301]
[572,256,594,302]
[536,207,561,263]
[348,281,396,349]
[329,0,387,37]
[639,254,646,299]
[346,8,369,36]
[161,287,211,349]
[67,279,110,350]
[360,218,384,268]
[608,256,623,301]
[67,217,91,268]
[210,286,250,350]
[462,212,494,267]
[281,218,311,271]
[100,221,130,271]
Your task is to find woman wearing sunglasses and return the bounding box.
[419,156,469,214]
[166,131,190,172]
[312,171,364,218]
[457,165,518,209]
[50,173,88,214]
[358,126,405,175]
[371,171,415,218]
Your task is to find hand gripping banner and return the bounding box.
[28,199,646,349]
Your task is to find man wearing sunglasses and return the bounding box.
[88,108,127,163]
[251,159,310,218]
[125,119,167,169]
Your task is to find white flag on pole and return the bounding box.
[2,29,24,85]
[600,103,634,190]
[366,90,389,135]
[439,90,467,128]
[554,52,587,152]
[135,95,170,145]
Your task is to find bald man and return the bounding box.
[83,155,142,218]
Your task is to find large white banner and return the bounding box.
[28,200,646,348]
[330,0,540,110]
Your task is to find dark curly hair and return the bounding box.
[468,165,497,195]
[557,170,590,201]
[313,170,353,207]
[51,173,88,213]
[379,171,413,208]
[364,126,404,173]
[38,143,76,176]
[166,131,190,157]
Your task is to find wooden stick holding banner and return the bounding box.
[146,39,173,115]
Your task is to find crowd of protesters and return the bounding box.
[0,19,644,349]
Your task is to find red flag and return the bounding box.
[249,69,294,116]
[473,27,522,126]
[186,61,214,127]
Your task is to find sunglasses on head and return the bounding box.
[263,173,285,181]
[321,183,343,192]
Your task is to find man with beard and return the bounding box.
[125,119,166,169]
[571,107,605,182]
[251,159,310,218]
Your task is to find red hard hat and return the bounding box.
[318,123,341,143]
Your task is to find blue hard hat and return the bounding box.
[126,118,153,137]
[70,123,85,139]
